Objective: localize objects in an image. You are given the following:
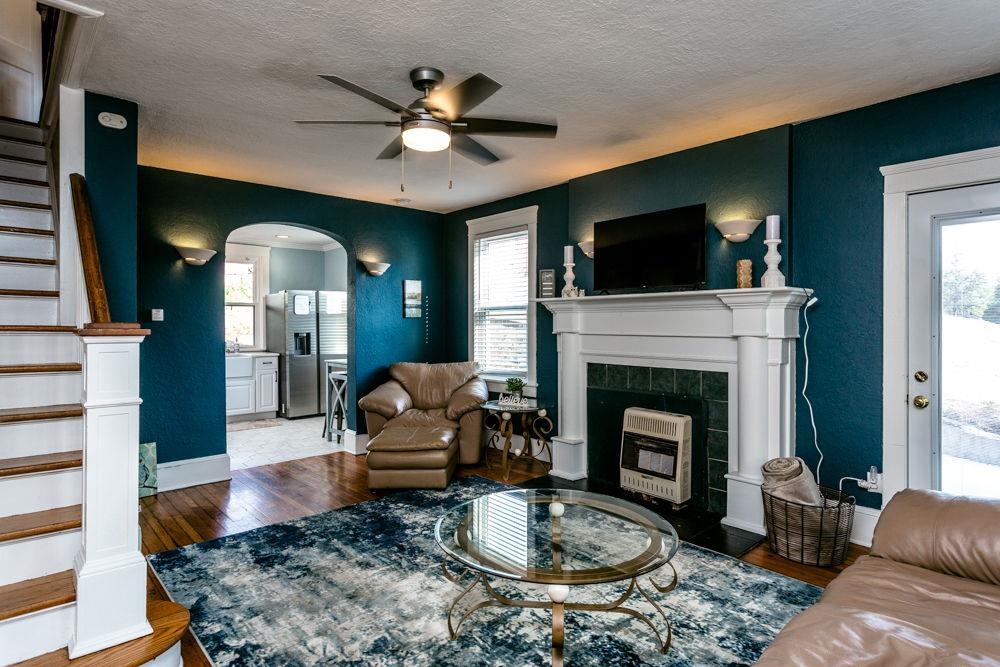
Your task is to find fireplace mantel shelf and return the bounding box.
[537,285,813,535]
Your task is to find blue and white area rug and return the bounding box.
[149,477,819,666]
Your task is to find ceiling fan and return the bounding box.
[295,67,557,165]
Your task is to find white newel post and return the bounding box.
[69,334,152,658]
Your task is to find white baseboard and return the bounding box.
[850,505,881,547]
[344,430,368,456]
[156,454,231,492]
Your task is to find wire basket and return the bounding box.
[762,487,856,567]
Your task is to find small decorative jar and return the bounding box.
[736,259,753,289]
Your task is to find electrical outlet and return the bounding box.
[866,466,883,493]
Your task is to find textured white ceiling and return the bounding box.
[81,0,1000,213]
[226,223,342,251]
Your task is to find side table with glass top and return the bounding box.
[435,488,680,666]
[480,400,553,480]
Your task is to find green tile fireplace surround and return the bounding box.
[587,362,730,514]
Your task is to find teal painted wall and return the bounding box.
[268,247,325,293]
[443,127,791,426]
[84,92,138,321]
[792,73,1000,507]
[569,126,792,292]
[138,167,444,464]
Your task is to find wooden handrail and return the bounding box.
[69,173,111,324]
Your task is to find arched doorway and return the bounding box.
[223,223,350,470]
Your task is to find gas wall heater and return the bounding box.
[619,407,692,505]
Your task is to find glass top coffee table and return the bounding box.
[434,488,680,666]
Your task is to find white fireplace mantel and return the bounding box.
[538,287,811,535]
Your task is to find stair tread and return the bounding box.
[0,225,54,237]
[0,155,46,166]
[0,363,81,374]
[0,505,81,542]
[0,198,51,211]
[0,451,83,477]
[0,255,56,266]
[15,600,190,667]
[0,135,44,148]
[0,175,48,188]
[0,288,59,297]
[0,404,83,424]
[0,570,75,622]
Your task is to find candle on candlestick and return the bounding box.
[765,215,781,241]
[563,245,574,264]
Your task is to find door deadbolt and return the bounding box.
[913,395,930,409]
[914,370,928,382]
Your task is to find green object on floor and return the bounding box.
[139,441,157,497]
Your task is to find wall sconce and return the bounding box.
[714,219,762,243]
[174,245,217,266]
[577,240,595,259]
[361,260,391,276]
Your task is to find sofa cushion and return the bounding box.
[757,555,1000,666]
[366,428,458,471]
[385,408,459,430]
[390,362,477,410]
[367,426,455,452]
[872,489,1000,586]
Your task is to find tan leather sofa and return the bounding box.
[358,362,488,489]
[757,489,1000,666]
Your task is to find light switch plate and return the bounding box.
[151,309,164,321]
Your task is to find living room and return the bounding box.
[1,1,1000,665]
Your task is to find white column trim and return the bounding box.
[69,334,152,658]
[880,144,1000,517]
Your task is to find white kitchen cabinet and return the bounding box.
[225,379,255,415]
[254,356,278,412]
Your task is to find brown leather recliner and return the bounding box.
[358,362,488,488]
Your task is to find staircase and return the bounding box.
[0,117,84,663]
[0,116,188,666]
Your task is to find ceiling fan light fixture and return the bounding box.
[401,118,450,152]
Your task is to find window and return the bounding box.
[224,244,270,349]
[468,206,537,386]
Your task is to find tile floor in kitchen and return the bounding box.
[227,416,341,470]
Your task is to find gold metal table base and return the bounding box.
[443,558,677,666]
[483,408,554,482]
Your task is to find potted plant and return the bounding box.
[505,377,526,398]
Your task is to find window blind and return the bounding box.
[473,228,529,376]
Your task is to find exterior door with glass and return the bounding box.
[907,182,1000,498]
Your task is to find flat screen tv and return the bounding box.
[593,203,707,292]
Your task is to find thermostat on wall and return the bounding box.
[98,112,127,130]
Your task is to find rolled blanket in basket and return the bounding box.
[761,457,824,506]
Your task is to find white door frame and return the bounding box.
[881,145,1000,505]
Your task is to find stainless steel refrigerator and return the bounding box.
[266,290,319,418]
[317,290,348,415]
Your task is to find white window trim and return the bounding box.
[467,205,538,394]
[880,144,1000,511]
[225,243,271,351]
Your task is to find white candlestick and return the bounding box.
[761,239,786,287]
[563,245,574,264]
[765,215,781,241]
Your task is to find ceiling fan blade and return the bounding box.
[451,134,501,165]
[294,120,401,126]
[318,75,417,117]
[376,135,403,160]
[429,73,501,121]
[454,117,557,138]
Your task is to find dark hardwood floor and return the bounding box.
[141,449,867,665]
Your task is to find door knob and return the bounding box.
[914,370,928,383]
[912,395,930,409]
